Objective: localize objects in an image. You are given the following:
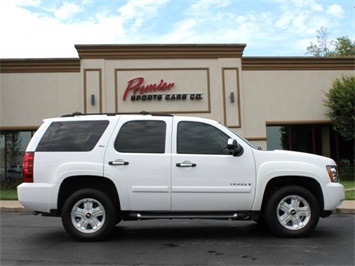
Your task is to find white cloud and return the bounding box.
[276,0,325,31]
[326,4,344,18]
[155,18,197,43]
[52,2,83,20]
[0,1,123,58]
[288,0,323,12]
[15,0,41,7]
[118,0,168,31]
[188,0,230,16]
[0,0,352,58]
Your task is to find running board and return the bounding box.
[122,212,251,221]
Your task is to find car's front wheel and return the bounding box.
[264,185,320,237]
[61,189,117,241]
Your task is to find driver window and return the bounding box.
[177,121,230,155]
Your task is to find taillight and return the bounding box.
[23,152,34,183]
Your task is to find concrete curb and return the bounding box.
[334,200,355,214]
[0,201,32,213]
[0,207,32,213]
[1,200,354,214]
[336,209,355,214]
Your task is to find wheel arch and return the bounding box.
[57,175,120,215]
[260,176,326,217]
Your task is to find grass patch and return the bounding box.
[338,165,354,200]
[341,180,355,200]
[0,189,18,200]
[339,166,355,181]
[345,190,355,200]
[0,180,21,200]
[342,181,355,190]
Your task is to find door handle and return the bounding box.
[176,162,196,167]
[109,160,129,166]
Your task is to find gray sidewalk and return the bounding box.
[0,200,354,214]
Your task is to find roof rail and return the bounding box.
[61,111,174,117]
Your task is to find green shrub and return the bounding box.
[0,180,21,200]
[0,179,22,190]
[339,166,355,181]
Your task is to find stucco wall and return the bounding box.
[0,45,353,150]
[80,58,242,126]
[241,70,354,139]
[1,72,81,127]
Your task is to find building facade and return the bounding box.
[1,44,354,180]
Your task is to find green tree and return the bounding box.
[331,36,355,56]
[7,132,21,166]
[0,132,21,166]
[306,27,355,56]
[324,75,355,140]
[306,27,332,56]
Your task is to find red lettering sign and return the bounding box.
[123,77,175,100]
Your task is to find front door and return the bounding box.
[171,119,256,211]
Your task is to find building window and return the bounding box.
[266,124,354,164]
[0,130,35,182]
[267,125,322,155]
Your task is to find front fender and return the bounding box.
[251,161,324,211]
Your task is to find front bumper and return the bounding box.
[323,182,345,211]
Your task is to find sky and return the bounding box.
[0,0,354,58]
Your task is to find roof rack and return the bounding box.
[61,111,174,117]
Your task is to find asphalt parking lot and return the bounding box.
[0,212,354,266]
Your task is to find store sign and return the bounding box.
[123,77,203,102]
[115,68,209,113]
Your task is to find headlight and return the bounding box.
[326,165,339,183]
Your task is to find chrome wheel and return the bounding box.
[264,186,320,237]
[71,198,106,234]
[277,195,311,231]
[62,189,117,241]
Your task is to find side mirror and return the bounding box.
[227,138,243,156]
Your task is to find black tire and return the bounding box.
[264,185,320,238]
[252,215,266,226]
[61,189,117,241]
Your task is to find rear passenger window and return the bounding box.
[115,121,166,153]
[36,121,109,152]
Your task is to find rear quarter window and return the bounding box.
[36,120,109,152]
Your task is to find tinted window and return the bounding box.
[115,121,166,153]
[36,121,109,152]
[177,122,229,154]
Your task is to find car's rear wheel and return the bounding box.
[264,185,320,237]
[61,189,117,241]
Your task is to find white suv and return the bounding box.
[18,112,344,241]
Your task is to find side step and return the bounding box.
[123,212,251,221]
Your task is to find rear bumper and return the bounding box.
[17,183,58,213]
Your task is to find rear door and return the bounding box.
[104,116,172,211]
